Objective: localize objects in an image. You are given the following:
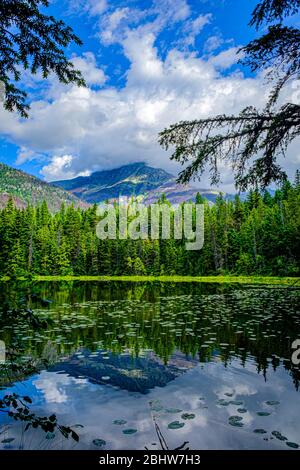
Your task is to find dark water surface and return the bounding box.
[0,281,299,450]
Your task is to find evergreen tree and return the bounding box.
[0,185,299,279]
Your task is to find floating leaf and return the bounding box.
[286,442,299,449]
[165,408,182,414]
[93,439,106,447]
[168,421,185,430]
[266,401,280,406]
[123,429,137,435]
[257,412,271,417]
[237,408,247,414]
[217,399,230,406]
[1,438,15,444]
[253,429,267,434]
[181,413,195,420]
[150,400,163,412]
[229,416,243,427]
[272,431,287,441]
[113,419,127,425]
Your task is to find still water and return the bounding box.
[0,281,299,450]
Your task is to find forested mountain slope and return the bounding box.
[0,179,299,277]
[0,162,89,212]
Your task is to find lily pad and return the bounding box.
[272,431,287,441]
[286,442,299,449]
[257,412,271,417]
[253,429,267,434]
[123,429,137,435]
[266,401,280,406]
[217,399,230,406]
[229,416,244,427]
[93,439,106,447]
[113,419,127,425]
[181,413,195,420]
[1,438,15,444]
[165,408,182,414]
[168,421,185,430]
[237,408,247,414]
[230,400,243,406]
[150,400,163,412]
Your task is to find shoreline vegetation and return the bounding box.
[0,180,299,279]
[1,275,299,285]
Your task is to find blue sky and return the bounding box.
[0,0,299,190]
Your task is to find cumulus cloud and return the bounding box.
[40,155,91,181]
[99,0,199,46]
[0,0,298,188]
[71,52,107,86]
[88,0,108,16]
[183,14,212,46]
[70,0,108,16]
[208,47,243,69]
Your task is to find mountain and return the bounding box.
[0,162,89,212]
[143,181,222,204]
[53,162,224,203]
[53,162,174,203]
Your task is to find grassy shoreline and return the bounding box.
[0,275,299,285]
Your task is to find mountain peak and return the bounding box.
[53,162,175,203]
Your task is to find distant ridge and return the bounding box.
[0,162,89,212]
[54,162,225,204]
[53,162,174,203]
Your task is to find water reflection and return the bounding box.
[0,281,300,450]
[1,282,299,389]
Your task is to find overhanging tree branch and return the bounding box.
[0,0,86,117]
[159,104,300,190]
[159,0,300,190]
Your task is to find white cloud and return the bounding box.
[41,155,75,181]
[204,35,223,53]
[100,7,133,45]
[152,0,191,23]
[34,372,88,404]
[88,0,108,16]
[16,147,51,166]
[0,0,298,188]
[203,35,235,55]
[98,0,197,46]
[183,14,212,46]
[209,47,243,69]
[71,52,107,86]
[71,0,108,16]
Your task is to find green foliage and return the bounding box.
[0,0,85,117]
[0,393,79,441]
[0,162,87,212]
[0,178,299,277]
[159,0,300,190]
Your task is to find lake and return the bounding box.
[0,281,300,450]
